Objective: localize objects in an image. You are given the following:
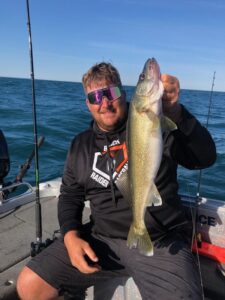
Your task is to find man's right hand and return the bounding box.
[64,230,101,274]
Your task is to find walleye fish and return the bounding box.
[127,58,177,256]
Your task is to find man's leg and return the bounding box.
[116,228,203,300]
[17,266,58,300]
[17,235,128,300]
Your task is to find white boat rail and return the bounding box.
[0,182,35,214]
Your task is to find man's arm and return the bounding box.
[58,139,100,273]
[161,74,216,169]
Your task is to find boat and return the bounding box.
[1,154,225,299]
[1,1,224,297]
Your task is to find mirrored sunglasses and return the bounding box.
[87,86,122,105]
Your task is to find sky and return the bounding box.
[0,0,225,91]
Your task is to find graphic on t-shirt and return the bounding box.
[90,141,128,187]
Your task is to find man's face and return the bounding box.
[86,80,127,132]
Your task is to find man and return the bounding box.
[17,62,216,300]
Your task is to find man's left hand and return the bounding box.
[161,74,182,123]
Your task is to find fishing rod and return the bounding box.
[196,71,216,198]
[26,0,46,256]
[191,71,216,300]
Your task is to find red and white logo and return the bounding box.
[90,141,128,187]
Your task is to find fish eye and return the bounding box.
[139,73,145,80]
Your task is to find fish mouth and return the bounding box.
[142,58,161,81]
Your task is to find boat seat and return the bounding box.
[63,277,141,300]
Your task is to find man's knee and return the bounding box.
[17,266,58,300]
[17,266,32,296]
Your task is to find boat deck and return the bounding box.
[0,195,91,299]
[1,194,225,299]
[0,195,143,300]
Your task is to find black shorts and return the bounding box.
[27,227,202,300]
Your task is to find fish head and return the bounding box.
[134,58,164,114]
[136,58,161,96]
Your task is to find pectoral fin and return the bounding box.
[133,101,160,130]
[161,116,177,131]
[146,110,160,130]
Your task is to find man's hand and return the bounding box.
[161,74,182,123]
[64,230,101,274]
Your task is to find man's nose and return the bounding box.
[101,96,111,107]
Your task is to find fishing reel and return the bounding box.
[30,239,53,257]
[30,229,60,257]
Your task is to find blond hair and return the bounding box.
[82,62,122,92]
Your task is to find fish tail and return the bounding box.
[127,224,154,256]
